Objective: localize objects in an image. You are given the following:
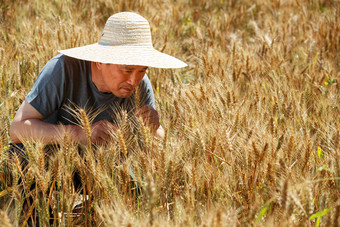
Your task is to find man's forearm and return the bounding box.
[9,119,82,144]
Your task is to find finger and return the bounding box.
[137,108,157,119]
[138,108,159,122]
[99,133,111,143]
[135,105,152,116]
[91,123,111,142]
[144,113,159,123]
[92,130,110,144]
[107,122,118,130]
[93,120,117,131]
[141,112,160,127]
[92,122,105,132]
[100,121,117,131]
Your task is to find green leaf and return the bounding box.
[309,208,331,227]
[316,166,325,172]
[317,147,323,159]
[0,186,15,197]
[1,5,10,9]
[309,208,331,220]
[214,155,220,166]
[256,205,268,222]
[316,165,334,173]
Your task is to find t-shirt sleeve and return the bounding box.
[138,74,156,109]
[26,56,66,118]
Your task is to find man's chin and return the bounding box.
[116,92,134,98]
[119,94,132,98]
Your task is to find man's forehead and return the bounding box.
[119,65,148,70]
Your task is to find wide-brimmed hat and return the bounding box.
[58,12,187,68]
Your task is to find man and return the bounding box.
[9,12,187,145]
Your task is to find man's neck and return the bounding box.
[90,62,106,92]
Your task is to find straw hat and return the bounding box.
[59,12,187,68]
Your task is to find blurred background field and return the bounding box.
[0,0,339,226]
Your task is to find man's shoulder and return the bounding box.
[46,54,90,78]
[140,74,152,88]
[47,54,88,68]
[140,74,151,84]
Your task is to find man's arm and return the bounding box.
[9,100,116,144]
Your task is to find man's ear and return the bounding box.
[94,62,103,70]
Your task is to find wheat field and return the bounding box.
[0,0,339,226]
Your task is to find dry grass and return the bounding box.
[0,0,339,226]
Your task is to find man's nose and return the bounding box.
[126,72,139,86]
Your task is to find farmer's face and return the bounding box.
[99,64,148,98]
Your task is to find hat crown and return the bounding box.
[99,12,153,47]
[59,12,187,68]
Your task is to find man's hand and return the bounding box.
[135,105,164,137]
[135,105,160,130]
[77,120,117,144]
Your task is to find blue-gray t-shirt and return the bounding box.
[26,54,156,125]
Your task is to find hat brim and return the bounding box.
[58,44,187,68]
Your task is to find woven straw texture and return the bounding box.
[59,12,187,68]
